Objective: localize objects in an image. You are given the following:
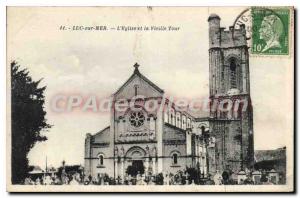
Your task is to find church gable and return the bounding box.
[114,63,164,100]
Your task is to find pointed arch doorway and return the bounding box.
[125,146,146,177]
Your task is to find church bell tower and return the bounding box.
[207,14,254,174]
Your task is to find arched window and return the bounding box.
[229,58,237,89]
[182,115,186,130]
[168,109,175,126]
[172,153,178,164]
[164,110,169,123]
[176,112,181,128]
[187,118,191,128]
[98,154,104,166]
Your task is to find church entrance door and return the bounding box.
[127,160,144,177]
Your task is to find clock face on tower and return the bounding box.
[129,111,145,128]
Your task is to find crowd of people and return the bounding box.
[24,172,82,185]
[23,169,279,185]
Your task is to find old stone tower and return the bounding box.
[207,14,254,175]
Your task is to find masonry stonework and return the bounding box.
[208,14,254,175]
[84,14,254,181]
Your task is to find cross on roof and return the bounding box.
[133,62,140,73]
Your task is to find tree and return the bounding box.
[186,166,201,184]
[11,61,51,184]
[57,165,81,177]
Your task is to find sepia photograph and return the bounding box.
[6,6,294,192]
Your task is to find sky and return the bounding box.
[7,7,293,168]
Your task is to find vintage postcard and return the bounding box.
[6,6,294,192]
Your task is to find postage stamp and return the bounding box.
[251,7,291,55]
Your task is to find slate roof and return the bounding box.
[92,126,110,143]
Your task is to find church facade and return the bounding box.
[84,64,209,180]
[84,14,254,180]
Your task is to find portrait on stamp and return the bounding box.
[251,7,291,55]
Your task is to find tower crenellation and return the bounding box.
[208,14,247,49]
[208,14,249,96]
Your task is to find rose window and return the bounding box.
[129,111,145,127]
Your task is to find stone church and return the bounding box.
[84,14,254,180]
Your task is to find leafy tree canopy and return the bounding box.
[11,61,51,184]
